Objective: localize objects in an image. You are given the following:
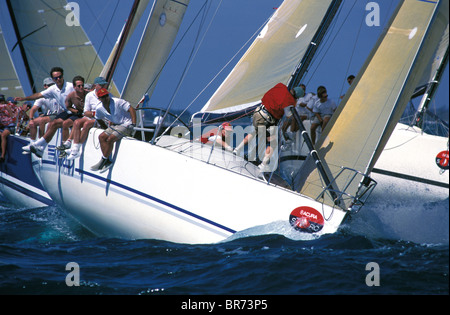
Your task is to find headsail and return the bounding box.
[296,0,448,208]
[100,0,152,86]
[121,0,190,106]
[5,0,119,95]
[0,26,24,98]
[200,0,342,114]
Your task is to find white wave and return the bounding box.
[348,198,449,245]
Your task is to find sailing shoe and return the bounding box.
[22,144,33,154]
[56,141,72,151]
[91,158,107,171]
[58,149,70,159]
[99,159,114,173]
[67,150,81,161]
[30,144,44,158]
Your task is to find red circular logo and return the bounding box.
[436,151,449,170]
[289,206,324,233]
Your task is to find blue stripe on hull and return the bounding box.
[41,160,237,235]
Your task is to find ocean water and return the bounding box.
[0,194,448,298]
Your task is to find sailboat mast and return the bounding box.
[414,45,449,128]
[105,0,141,86]
[288,0,343,90]
[5,0,36,93]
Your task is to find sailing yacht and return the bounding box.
[1,0,448,244]
[22,0,446,244]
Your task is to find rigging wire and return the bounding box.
[141,0,213,100]
[338,0,365,99]
[84,0,121,81]
[152,0,224,143]
[160,9,273,133]
[302,0,358,97]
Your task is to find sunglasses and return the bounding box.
[76,84,84,88]
[53,75,63,80]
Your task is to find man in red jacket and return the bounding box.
[233,83,304,171]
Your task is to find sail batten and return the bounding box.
[296,0,448,208]
[200,0,339,113]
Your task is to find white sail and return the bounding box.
[200,0,339,113]
[6,0,119,95]
[0,26,24,98]
[416,25,448,92]
[99,0,151,83]
[121,0,190,106]
[297,0,448,208]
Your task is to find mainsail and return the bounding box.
[5,0,119,95]
[0,26,24,98]
[121,0,190,106]
[296,0,449,208]
[200,0,342,114]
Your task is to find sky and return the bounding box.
[1,0,448,118]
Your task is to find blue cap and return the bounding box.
[293,87,305,99]
[93,77,108,85]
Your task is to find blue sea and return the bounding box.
[0,193,448,299]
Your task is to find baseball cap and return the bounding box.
[293,87,305,99]
[94,77,108,85]
[43,77,54,86]
[96,88,109,98]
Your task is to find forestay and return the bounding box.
[296,0,449,209]
[200,0,339,114]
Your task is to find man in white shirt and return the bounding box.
[62,76,109,159]
[311,86,337,145]
[24,77,62,145]
[90,88,136,173]
[16,67,74,157]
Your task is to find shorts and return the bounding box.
[104,124,133,139]
[55,111,81,121]
[252,106,277,128]
[0,124,15,133]
[46,113,58,121]
[312,114,332,125]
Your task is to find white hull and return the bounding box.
[371,123,449,202]
[280,122,449,203]
[32,129,348,244]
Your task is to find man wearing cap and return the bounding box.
[22,78,61,152]
[61,76,109,159]
[233,83,304,171]
[89,88,136,172]
[198,122,234,152]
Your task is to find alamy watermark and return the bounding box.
[365,262,380,286]
[65,262,80,286]
[65,2,80,27]
[366,2,381,27]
